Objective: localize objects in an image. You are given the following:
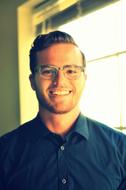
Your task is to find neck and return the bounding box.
[39,106,80,136]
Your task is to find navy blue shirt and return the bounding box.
[0,113,126,190]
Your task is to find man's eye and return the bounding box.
[66,69,77,74]
[41,69,53,75]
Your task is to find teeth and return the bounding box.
[50,91,70,95]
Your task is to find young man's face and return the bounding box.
[30,43,86,114]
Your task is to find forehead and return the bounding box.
[36,43,83,65]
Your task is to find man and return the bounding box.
[0,31,126,190]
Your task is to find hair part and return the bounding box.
[29,30,86,73]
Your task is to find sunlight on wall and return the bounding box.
[18,2,38,124]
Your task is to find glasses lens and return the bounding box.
[40,66,56,79]
[35,65,84,80]
[64,65,82,79]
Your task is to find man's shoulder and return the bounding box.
[0,117,36,146]
[82,114,126,142]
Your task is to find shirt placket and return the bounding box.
[58,142,68,190]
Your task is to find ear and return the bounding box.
[29,74,36,91]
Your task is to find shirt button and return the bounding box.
[60,145,65,151]
[62,178,67,184]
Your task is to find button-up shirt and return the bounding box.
[0,113,126,190]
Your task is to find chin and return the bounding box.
[47,105,77,114]
[39,98,77,114]
[50,110,71,114]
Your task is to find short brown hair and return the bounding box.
[29,30,86,73]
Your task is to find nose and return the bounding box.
[52,69,67,87]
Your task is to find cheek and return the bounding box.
[33,77,43,93]
[35,78,51,94]
[75,81,85,99]
[75,78,85,90]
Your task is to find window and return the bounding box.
[58,0,126,132]
[80,54,126,131]
[33,0,119,35]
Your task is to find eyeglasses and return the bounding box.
[34,64,84,80]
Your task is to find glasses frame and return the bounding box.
[34,64,85,80]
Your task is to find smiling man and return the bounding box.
[0,31,126,190]
[29,41,86,136]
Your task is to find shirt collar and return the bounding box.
[27,113,89,142]
[22,114,51,142]
[66,113,89,140]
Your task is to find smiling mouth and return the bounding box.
[49,90,72,96]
